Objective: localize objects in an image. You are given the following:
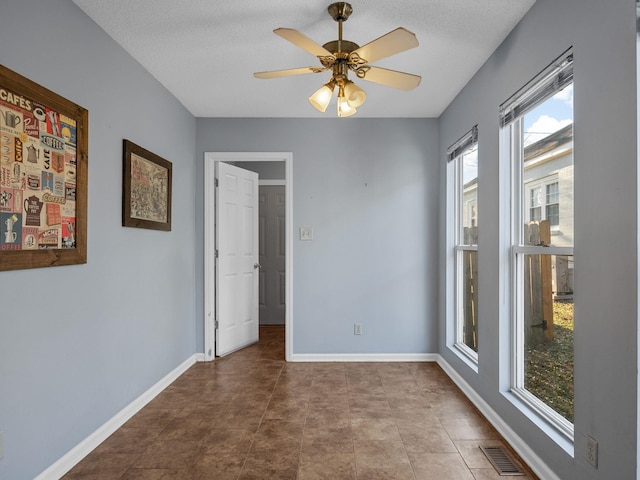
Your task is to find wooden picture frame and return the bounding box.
[0,65,88,272]
[122,139,172,231]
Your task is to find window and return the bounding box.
[500,49,574,438]
[526,177,559,227]
[545,182,559,226]
[448,126,479,361]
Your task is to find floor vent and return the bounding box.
[480,446,526,476]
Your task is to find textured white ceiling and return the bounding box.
[72,0,535,118]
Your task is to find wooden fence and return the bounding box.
[461,221,560,351]
[462,227,478,351]
[523,221,554,346]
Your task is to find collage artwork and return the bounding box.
[0,86,77,251]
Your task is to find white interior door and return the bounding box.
[215,162,259,356]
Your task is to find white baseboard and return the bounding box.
[291,353,439,362]
[34,354,199,480]
[436,355,560,480]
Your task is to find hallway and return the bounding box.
[62,326,536,479]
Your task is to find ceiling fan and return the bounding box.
[254,2,421,117]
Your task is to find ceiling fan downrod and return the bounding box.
[328,2,352,54]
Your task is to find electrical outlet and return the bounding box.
[354,323,362,335]
[586,435,598,468]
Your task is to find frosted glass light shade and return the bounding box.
[309,84,334,112]
[344,81,366,107]
[337,95,357,117]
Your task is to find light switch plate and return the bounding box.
[299,227,313,241]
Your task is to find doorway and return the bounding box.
[204,152,293,361]
[258,184,286,326]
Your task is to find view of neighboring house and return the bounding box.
[463,123,574,296]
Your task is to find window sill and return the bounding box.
[450,343,479,372]
[503,389,574,457]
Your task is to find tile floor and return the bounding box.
[62,326,538,479]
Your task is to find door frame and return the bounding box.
[204,152,293,361]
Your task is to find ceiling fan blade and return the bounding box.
[352,27,419,64]
[254,67,325,79]
[274,28,335,59]
[356,66,421,91]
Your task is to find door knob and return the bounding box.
[254,263,262,269]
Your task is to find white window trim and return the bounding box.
[447,127,479,366]
[500,48,575,444]
[510,116,575,441]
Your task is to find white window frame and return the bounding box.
[448,126,479,364]
[500,48,574,442]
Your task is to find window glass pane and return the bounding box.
[546,182,559,204]
[450,130,479,361]
[522,254,574,423]
[511,71,574,430]
[462,250,478,352]
[522,83,573,247]
[461,145,478,245]
[530,207,542,222]
[546,204,559,226]
[530,186,542,207]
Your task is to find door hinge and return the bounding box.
[215,249,219,258]
[215,178,219,187]
[214,319,219,329]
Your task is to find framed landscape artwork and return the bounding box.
[122,139,172,231]
[0,65,88,271]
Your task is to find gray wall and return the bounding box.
[196,118,439,354]
[438,0,637,478]
[0,1,197,479]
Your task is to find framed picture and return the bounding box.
[122,139,172,231]
[0,65,88,272]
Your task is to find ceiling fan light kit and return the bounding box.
[254,2,421,117]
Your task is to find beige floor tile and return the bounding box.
[191,452,246,480]
[356,464,417,480]
[399,425,458,454]
[200,427,255,455]
[239,451,299,480]
[354,440,411,470]
[94,427,164,454]
[440,417,499,441]
[132,440,201,469]
[409,452,475,480]
[65,326,537,480]
[351,417,403,442]
[120,468,193,480]
[61,452,139,479]
[298,452,357,480]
